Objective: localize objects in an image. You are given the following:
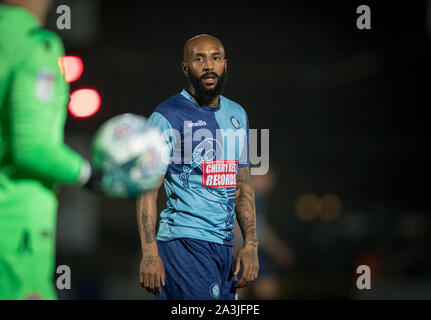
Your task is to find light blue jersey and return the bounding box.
[147,89,249,245]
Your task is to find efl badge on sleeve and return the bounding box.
[35,69,55,102]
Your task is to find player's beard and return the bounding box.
[187,68,227,105]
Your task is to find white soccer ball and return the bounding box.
[91,113,169,198]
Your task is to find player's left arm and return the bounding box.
[234,166,259,288]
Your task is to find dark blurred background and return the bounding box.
[41,0,431,299]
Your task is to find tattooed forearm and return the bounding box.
[139,213,156,244]
[236,167,259,248]
[136,188,159,253]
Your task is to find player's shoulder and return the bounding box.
[0,6,34,52]
[0,6,62,49]
[28,28,65,56]
[155,92,190,112]
[220,95,247,115]
[0,6,65,65]
[151,92,191,123]
[220,95,248,124]
[0,5,35,31]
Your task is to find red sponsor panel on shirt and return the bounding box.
[202,160,238,188]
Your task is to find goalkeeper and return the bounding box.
[0,0,98,299]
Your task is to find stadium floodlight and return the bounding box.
[68,88,101,118]
[60,56,84,83]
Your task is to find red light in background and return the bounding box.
[63,56,84,83]
[69,89,101,118]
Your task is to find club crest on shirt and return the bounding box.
[210,282,221,299]
[230,116,241,129]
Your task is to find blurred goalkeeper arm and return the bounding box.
[9,40,91,186]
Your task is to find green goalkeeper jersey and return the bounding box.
[0,5,85,252]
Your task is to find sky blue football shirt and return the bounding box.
[147,89,249,245]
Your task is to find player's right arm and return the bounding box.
[135,110,174,296]
[136,185,165,296]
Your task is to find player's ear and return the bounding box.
[224,58,227,71]
[181,61,189,76]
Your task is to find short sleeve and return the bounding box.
[147,111,177,174]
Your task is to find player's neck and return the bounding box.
[6,0,51,25]
[187,87,220,108]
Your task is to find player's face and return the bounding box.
[184,39,227,100]
[187,40,226,89]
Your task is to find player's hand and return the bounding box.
[139,254,165,296]
[234,244,259,288]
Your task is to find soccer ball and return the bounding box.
[91,113,169,198]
